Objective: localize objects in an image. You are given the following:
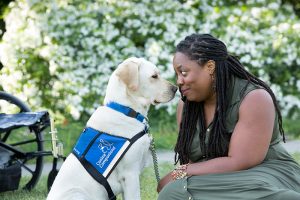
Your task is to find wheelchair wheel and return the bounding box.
[0,91,44,190]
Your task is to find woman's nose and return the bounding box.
[177,75,184,86]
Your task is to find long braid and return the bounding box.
[174,34,285,164]
[175,100,200,164]
[207,60,231,158]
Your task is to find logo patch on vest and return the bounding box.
[73,127,130,177]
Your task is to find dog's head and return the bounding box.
[104,57,177,114]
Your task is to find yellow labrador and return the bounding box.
[47,57,177,200]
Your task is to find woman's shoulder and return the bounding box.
[225,77,273,132]
[239,89,274,111]
[230,77,265,106]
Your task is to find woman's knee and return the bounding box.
[157,180,187,200]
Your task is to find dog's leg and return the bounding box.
[120,173,141,200]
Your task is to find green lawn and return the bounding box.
[1,120,300,199]
[293,152,300,162]
[0,163,174,200]
[1,155,300,200]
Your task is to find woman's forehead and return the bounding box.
[173,52,199,69]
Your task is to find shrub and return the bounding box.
[0,0,299,125]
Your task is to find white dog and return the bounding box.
[47,57,177,200]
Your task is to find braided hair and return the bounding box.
[174,34,285,165]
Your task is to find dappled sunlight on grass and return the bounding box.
[0,163,174,200]
[292,152,300,164]
[0,176,48,200]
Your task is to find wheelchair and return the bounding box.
[0,91,65,192]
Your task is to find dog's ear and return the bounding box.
[115,58,141,91]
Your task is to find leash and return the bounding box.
[141,118,160,183]
[140,120,161,183]
[147,127,160,183]
[107,101,161,182]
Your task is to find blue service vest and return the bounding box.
[73,127,134,178]
[72,102,149,200]
[72,126,147,200]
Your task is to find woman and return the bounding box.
[157,34,300,200]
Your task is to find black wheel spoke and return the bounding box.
[19,160,34,175]
[1,130,11,142]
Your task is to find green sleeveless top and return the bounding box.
[189,77,282,163]
[159,76,300,200]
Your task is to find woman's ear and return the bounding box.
[204,60,215,75]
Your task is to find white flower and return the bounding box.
[69,106,81,120]
[1,0,299,118]
[240,54,251,63]
[292,23,300,31]
[278,23,290,32]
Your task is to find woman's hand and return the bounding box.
[157,171,173,193]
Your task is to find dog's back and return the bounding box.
[47,106,151,200]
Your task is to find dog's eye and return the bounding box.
[152,74,158,79]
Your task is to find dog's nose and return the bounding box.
[171,85,178,93]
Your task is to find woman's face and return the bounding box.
[173,52,214,102]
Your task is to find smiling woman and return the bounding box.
[174,53,215,103]
[157,34,300,200]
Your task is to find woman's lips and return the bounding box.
[181,88,190,96]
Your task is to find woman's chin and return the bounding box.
[186,96,195,101]
[186,95,201,102]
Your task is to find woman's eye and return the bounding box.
[181,71,187,76]
[152,74,158,79]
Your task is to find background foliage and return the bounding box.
[0,0,299,137]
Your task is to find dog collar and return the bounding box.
[105,102,148,124]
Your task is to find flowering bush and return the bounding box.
[0,0,299,120]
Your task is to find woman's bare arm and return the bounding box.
[158,89,274,192]
[186,89,275,175]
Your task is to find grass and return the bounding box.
[1,155,300,199]
[292,152,300,162]
[0,163,174,200]
[0,176,48,200]
[1,119,300,199]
